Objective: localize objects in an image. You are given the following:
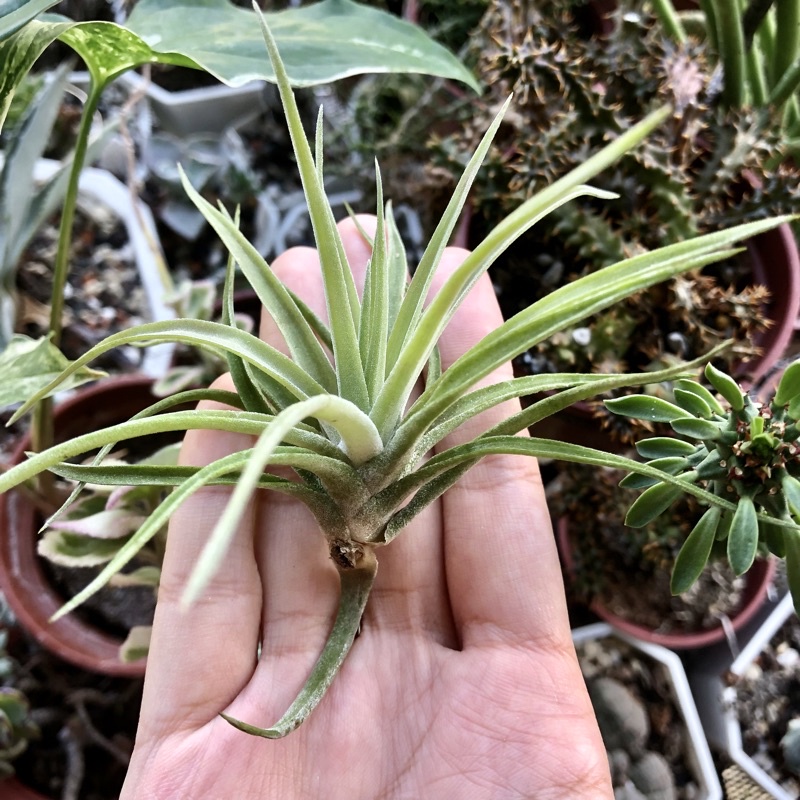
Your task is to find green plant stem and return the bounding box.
[31,81,103,486]
[774,0,800,84]
[652,0,688,44]
[743,0,776,48]
[712,0,749,107]
[700,0,720,52]
[746,36,770,104]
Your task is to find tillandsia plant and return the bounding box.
[0,11,795,738]
[606,358,800,613]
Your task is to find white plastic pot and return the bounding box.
[573,622,723,800]
[118,71,269,135]
[33,160,175,379]
[690,591,796,799]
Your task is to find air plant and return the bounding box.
[0,11,794,739]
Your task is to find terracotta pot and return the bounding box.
[1,777,49,800]
[745,224,800,384]
[0,375,160,677]
[557,517,777,649]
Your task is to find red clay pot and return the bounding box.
[2,777,49,800]
[557,517,777,649]
[746,224,800,384]
[0,375,159,677]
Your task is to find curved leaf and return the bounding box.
[126,0,479,90]
[670,506,720,594]
[605,394,691,423]
[727,496,759,575]
[0,0,60,42]
[222,551,377,738]
[10,320,325,422]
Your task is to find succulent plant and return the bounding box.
[427,0,800,432]
[0,630,39,780]
[606,357,800,611]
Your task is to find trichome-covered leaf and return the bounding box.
[671,506,720,594]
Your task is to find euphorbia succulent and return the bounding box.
[0,12,794,738]
[607,358,800,608]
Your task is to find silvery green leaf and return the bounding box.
[605,394,691,423]
[727,496,759,575]
[0,335,105,409]
[671,506,720,594]
[0,0,60,42]
[126,0,479,90]
[704,362,744,410]
[763,521,787,558]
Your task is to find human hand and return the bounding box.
[122,217,612,799]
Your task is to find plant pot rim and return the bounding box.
[573,622,722,800]
[558,517,777,649]
[0,776,49,800]
[0,375,156,677]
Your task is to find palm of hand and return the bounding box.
[122,221,611,799]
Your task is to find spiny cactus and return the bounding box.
[428,0,795,430]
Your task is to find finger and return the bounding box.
[432,259,572,651]
[138,376,262,736]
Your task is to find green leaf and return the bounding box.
[673,378,726,415]
[37,529,126,567]
[119,625,151,663]
[775,359,800,406]
[125,0,479,90]
[785,529,800,615]
[763,521,787,558]
[782,472,800,516]
[727,496,759,575]
[258,14,368,410]
[605,394,691,423]
[671,506,720,594]
[619,457,688,489]
[704,362,744,410]
[222,551,377,738]
[669,417,723,440]
[673,387,713,418]
[635,437,697,459]
[0,1,60,42]
[9,320,324,422]
[0,335,105,409]
[625,481,687,527]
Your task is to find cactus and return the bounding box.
[427,0,796,433]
